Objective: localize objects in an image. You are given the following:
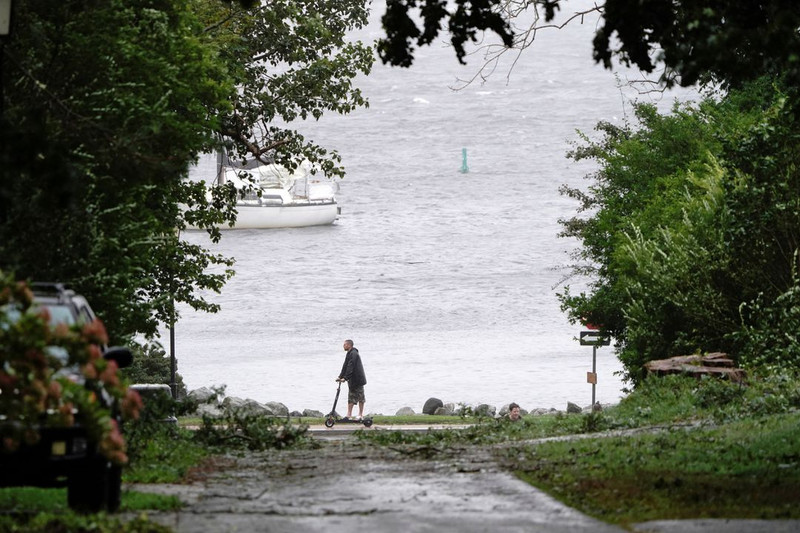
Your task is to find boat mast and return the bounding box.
[215,146,225,186]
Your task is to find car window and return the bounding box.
[0,304,72,365]
[40,304,77,326]
[1,305,21,325]
[1,304,76,326]
[77,306,93,325]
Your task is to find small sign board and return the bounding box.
[580,330,610,346]
[587,372,597,384]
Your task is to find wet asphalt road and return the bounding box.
[126,434,623,533]
[125,427,800,533]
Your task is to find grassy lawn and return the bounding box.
[0,487,179,533]
[0,487,182,514]
[358,414,469,425]
[510,412,800,526]
[178,414,475,427]
[124,427,211,484]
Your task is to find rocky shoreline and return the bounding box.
[186,386,606,419]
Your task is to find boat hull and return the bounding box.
[233,202,339,229]
[186,201,339,230]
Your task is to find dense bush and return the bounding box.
[733,273,800,370]
[193,409,315,452]
[601,371,800,428]
[558,78,800,383]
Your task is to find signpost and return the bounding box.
[580,330,610,408]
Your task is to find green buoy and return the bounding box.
[460,147,469,173]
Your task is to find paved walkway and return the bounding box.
[127,438,623,532]
[126,426,800,533]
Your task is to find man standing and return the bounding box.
[337,339,367,420]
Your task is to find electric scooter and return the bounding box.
[324,381,373,428]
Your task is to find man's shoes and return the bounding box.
[341,417,350,422]
[355,416,362,421]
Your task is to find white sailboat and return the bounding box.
[187,158,340,230]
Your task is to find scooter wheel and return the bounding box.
[362,418,373,428]
[324,417,335,428]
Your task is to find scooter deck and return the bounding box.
[324,416,373,428]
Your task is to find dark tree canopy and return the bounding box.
[379,0,800,89]
[595,0,800,88]
[379,0,515,67]
[0,0,372,342]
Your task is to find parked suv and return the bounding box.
[0,283,133,513]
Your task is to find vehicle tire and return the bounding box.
[324,417,335,428]
[107,464,122,512]
[67,455,110,513]
[363,418,373,428]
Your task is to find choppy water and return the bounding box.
[168,1,699,415]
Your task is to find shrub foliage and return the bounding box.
[558,78,800,383]
[0,273,141,464]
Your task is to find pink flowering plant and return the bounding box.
[0,274,142,465]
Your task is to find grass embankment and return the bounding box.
[359,371,800,526]
[0,511,172,533]
[513,412,800,525]
[0,487,178,532]
[0,487,182,514]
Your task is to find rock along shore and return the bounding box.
[183,386,606,419]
